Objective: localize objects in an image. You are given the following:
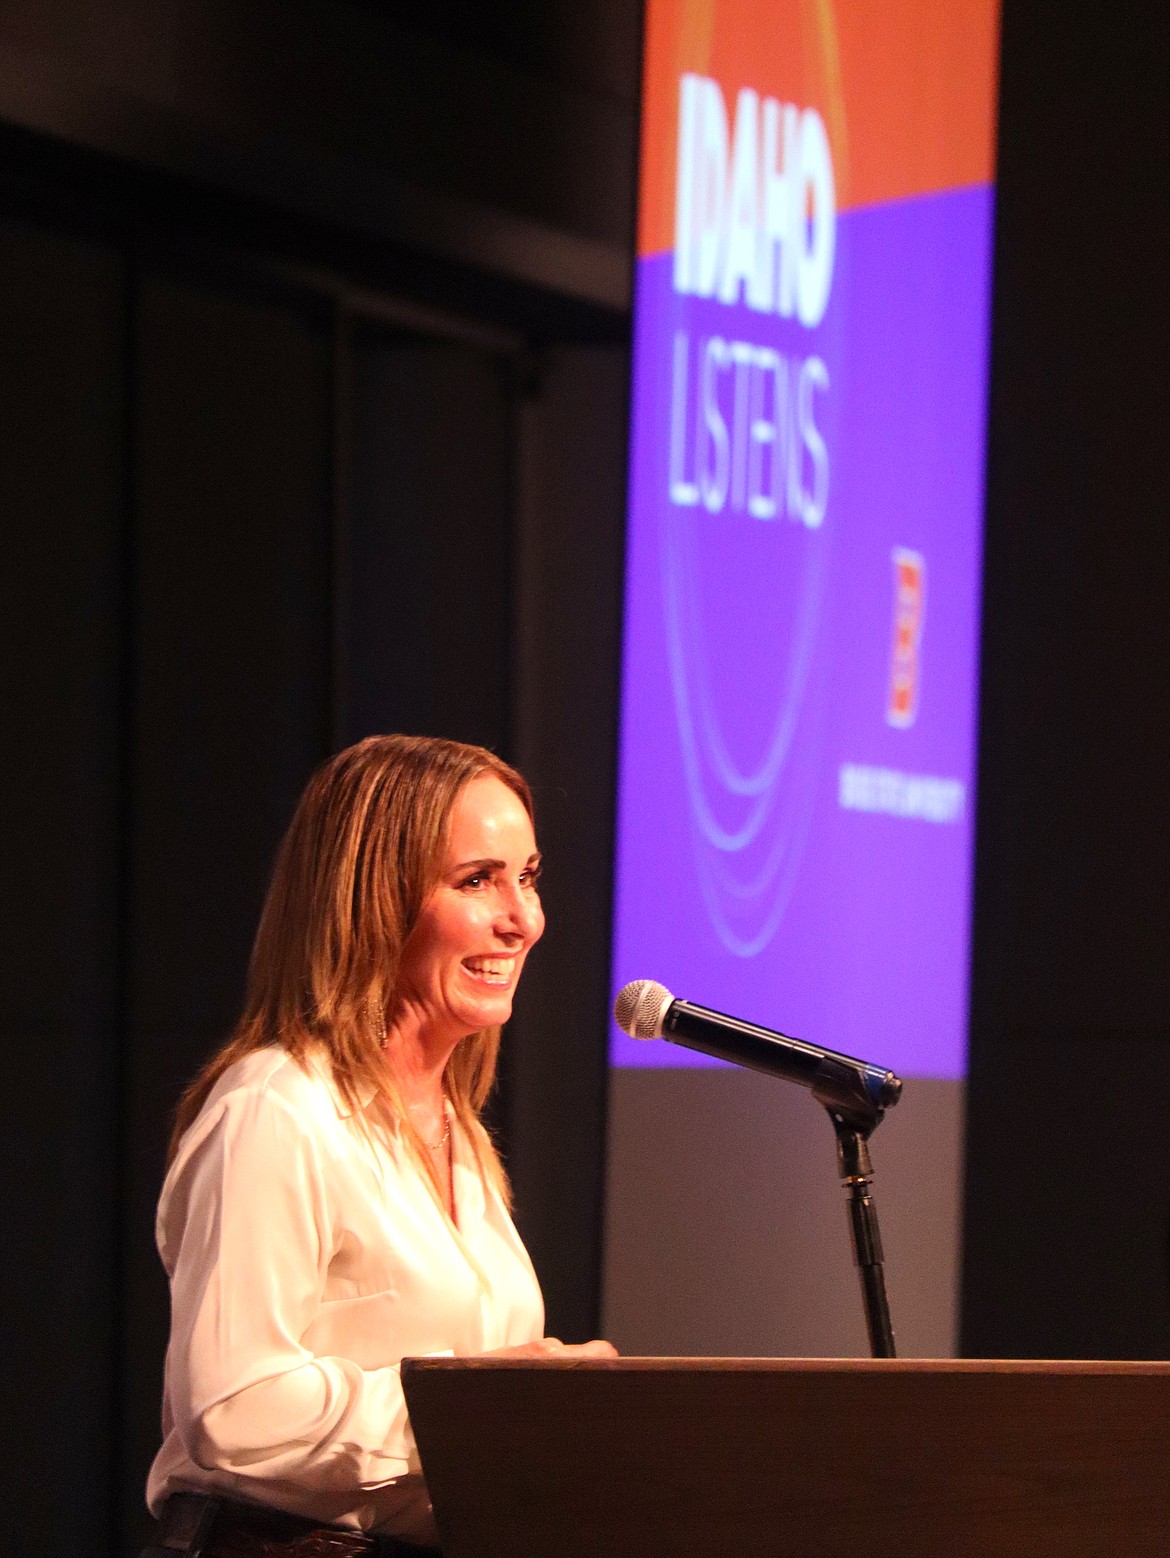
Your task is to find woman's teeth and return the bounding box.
[464,957,513,985]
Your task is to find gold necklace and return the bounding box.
[422,1115,451,1153]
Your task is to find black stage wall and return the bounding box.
[963,0,1170,1356]
[0,6,636,1553]
[1,2,1168,1556]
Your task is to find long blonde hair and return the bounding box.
[168,734,534,1203]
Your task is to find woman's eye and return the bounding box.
[460,873,487,890]
[522,866,543,888]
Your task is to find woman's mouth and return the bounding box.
[462,956,515,986]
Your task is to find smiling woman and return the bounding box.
[141,735,614,1558]
[380,771,545,1221]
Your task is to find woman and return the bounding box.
[144,734,614,1556]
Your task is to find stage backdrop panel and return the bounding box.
[604,0,999,1358]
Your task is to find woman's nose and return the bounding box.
[495,882,541,940]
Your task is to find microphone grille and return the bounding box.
[614,980,674,1040]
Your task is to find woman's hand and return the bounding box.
[479,1337,618,1360]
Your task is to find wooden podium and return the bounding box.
[402,1356,1170,1557]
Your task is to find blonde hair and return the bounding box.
[168,734,534,1205]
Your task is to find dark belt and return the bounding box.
[142,1492,440,1558]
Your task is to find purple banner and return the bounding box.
[611,185,994,1078]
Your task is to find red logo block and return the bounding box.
[887,549,925,728]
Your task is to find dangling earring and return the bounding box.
[370,995,387,1049]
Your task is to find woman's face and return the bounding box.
[394,773,545,1048]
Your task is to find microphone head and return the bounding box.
[614,980,674,1040]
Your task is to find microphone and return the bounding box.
[614,979,903,1129]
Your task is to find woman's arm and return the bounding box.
[162,1086,417,1494]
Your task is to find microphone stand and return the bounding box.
[812,1057,897,1358]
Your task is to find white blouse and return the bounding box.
[147,1045,543,1542]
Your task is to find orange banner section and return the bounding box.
[638,0,1000,256]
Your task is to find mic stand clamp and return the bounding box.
[812,1057,897,1359]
